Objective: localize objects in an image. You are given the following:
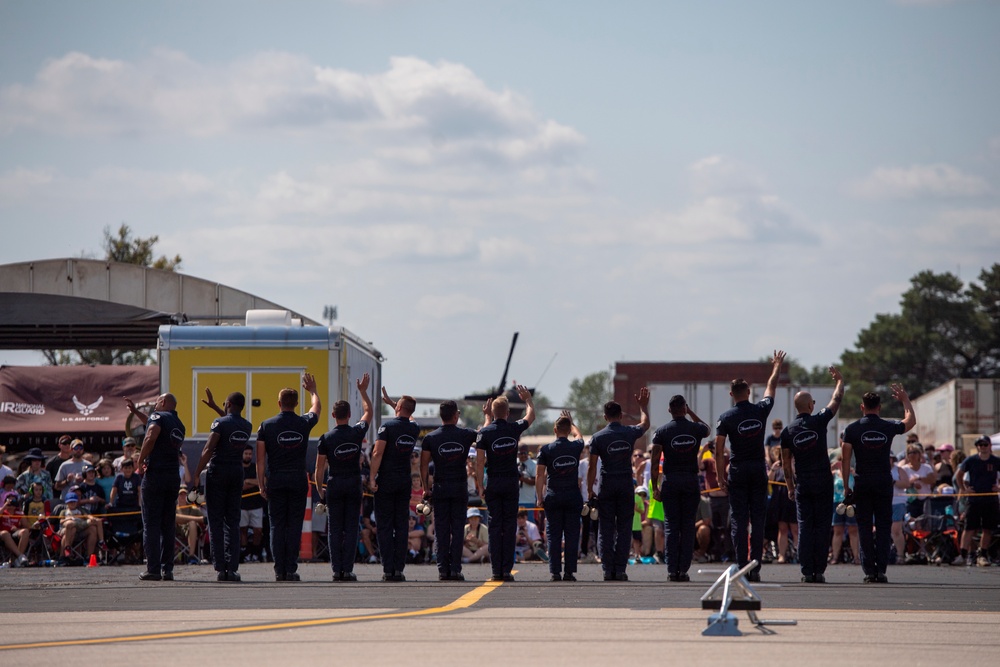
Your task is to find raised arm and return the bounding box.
[357,373,374,424]
[124,397,148,427]
[517,384,536,426]
[201,388,226,417]
[635,387,650,433]
[891,383,916,433]
[764,350,786,399]
[826,366,845,415]
[303,372,321,416]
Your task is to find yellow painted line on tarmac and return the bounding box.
[0,579,506,651]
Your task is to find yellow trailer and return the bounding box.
[158,314,383,441]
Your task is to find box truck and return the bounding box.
[911,379,1000,452]
[157,310,383,443]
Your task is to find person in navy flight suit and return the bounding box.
[315,373,374,582]
[535,411,585,582]
[650,395,710,582]
[420,399,487,581]
[841,384,915,584]
[780,366,844,583]
[134,392,186,582]
[369,387,421,582]
[256,373,321,582]
[475,385,536,582]
[715,350,785,582]
[587,388,650,582]
[195,388,254,582]
[957,435,1000,567]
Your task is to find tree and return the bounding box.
[565,370,612,436]
[839,264,1000,417]
[45,225,183,366]
[103,224,182,270]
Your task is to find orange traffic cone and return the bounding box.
[88,553,98,568]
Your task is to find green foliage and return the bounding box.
[839,264,1000,417]
[45,225,181,366]
[103,224,182,270]
[565,370,612,435]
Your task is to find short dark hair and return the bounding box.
[279,388,299,410]
[731,379,750,396]
[332,400,351,420]
[227,392,246,411]
[668,395,686,413]
[554,415,573,434]
[439,400,458,422]
[517,508,529,519]
[398,395,417,417]
[862,392,881,410]
[603,401,622,420]
[122,458,135,467]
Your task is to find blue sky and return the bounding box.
[1,0,999,410]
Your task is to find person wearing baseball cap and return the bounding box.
[57,491,100,562]
[45,436,74,482]
[55,440,89,502]
[114,438,139,474]
[956,436,1000,567]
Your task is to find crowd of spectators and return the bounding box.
[1,427,997,571]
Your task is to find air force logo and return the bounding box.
[72,395,103,416]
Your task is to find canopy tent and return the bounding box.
[0,365,159,441]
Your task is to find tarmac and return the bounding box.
[1,561,998,666]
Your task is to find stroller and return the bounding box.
[903,494,960,565]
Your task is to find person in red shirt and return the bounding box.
[1,493,31,566]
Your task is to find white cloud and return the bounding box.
[603,156,816,249]
[0,167,54,200]
[413,294,487,319]
[917,208,1000,245]
[851,163,990,199]
[0,50,584,168]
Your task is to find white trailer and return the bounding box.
[911,379,1000,452]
